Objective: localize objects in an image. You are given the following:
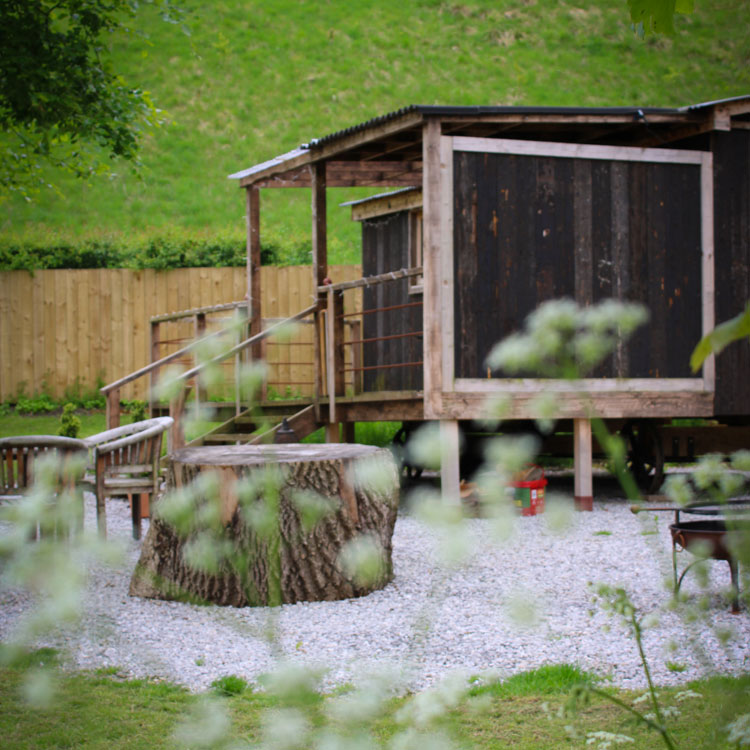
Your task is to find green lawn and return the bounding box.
[0,655,748,750]
[0,411,400,449]
[3,0,749,264]
[0,412,108,439]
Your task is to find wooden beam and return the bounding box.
[452,136,706,165]
[312,161,327,423]
[237,110,425,187]
[440,390,714,420]
[422,119,444,419]
[254,161,423,189]
[351,190,423,221]
[454,377,707,393]
[246,186,262,358]
[149,321,160,417]
[150,300,246,324]
[574,418,593,511]
[312,162,327,289]
[318,266,423,294]
[440,420,461,506]
[439,135,455,392]
[700,153,715,393]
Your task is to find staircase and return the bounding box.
[192,400,321,446]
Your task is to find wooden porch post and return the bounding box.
[246,185,262,361]
[422,118,443,421]
[194,312,207,407]
[106,389,121,429]
[440,420,461,505]
[312,161,340,437]
[574,418,593,511]
[149,320,161,417]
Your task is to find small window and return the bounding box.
[408,209,423,295]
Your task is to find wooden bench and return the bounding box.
[82,417,173,540]
[0,435,88,539]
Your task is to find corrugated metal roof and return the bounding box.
[681,94,750,111]
[228,96,750,181]
[307,103,683,149]
[228,146,308,181]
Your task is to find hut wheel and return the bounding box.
[391,423,424,480]
[622,420,665,495]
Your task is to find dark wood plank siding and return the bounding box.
[361,213,423,391]
[454,152,575,378]
[453,151,702,380]
[713,130,750,417]
[591,161,702,378]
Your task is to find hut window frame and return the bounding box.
[408,208,423,295]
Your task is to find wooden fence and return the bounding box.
[0,265,361,402]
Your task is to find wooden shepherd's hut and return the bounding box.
[228,96,750,507]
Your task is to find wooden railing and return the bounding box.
[101,302,320,450]
[317,267,423,424]
[99,266,423,449]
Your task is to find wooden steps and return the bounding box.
[187,402,321,447]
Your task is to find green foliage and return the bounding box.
[3,0,747,265]
[470,664,595,698]
[0,236,311,270]
[58,402,81,438]
[690,303,750,373]
[1,377,106,415]
[628,0,694,36]
[211,674,248,697]
[125,400,148,423]
[62,377,106,410]
[0,0,182,197]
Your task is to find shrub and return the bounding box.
[127,400,148,423]
[58,403,81,438]
[210,675,248,697]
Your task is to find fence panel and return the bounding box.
[0,265,361,402]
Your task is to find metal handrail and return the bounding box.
[101,325,232,394]
[176,303,319,383]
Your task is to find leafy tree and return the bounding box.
[0,0,179,197]
[627,0,694,35]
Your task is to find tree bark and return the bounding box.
[129,444,399,606]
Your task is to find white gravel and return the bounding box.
[1,484,749,694]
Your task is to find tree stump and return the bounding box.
[129,444,399,606]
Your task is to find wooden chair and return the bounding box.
[82,417,173,540]
[0,435,89,539]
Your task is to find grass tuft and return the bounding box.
[470,664,596,697]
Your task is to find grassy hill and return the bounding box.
[2,0,749,265]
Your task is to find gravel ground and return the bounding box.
[1,481,749,694]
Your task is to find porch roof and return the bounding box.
[229,95,750,189]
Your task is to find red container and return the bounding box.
[511,466,547,517]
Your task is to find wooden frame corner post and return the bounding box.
[440,419,461,505]
[422,119,450,420]
[246,185,263,360]
[574,418,593,511]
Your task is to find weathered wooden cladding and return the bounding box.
[713,130,750,417]
[452,151,703,380]
[361,212,423,392]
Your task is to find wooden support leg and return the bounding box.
[130,494,141,540]
[440,420,461,505]
[342,422,356,444]
[574,418,593,511]
[325,423,341,443]
[106,389,121,430]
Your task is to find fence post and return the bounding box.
[169,385,188,453]
[106,389,121,429]
[149,320,161,418]
[194,313,208,409]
